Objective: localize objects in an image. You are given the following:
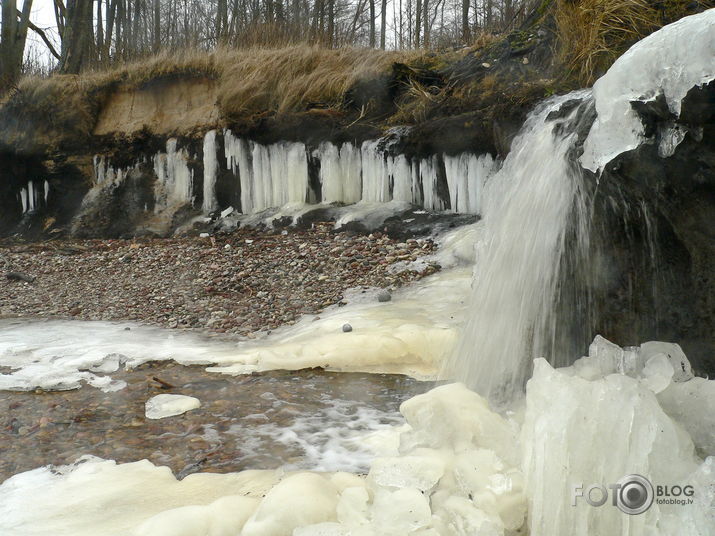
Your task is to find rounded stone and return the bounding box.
[377,290,392,302]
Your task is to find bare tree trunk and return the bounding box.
[327,0,334,47]
[15,0,33,69]
[462,0,470,44]
[60,0,95,74]
[379,0,386,49]
[104,0,116,59]
[414,0,420,47]
[115,0,123,57]
[369,0,375,47]
[97,0,104,61]
[154,0,161,50]
[0,0,18,90]
[398,0,402,48]
[422,0,429,48]
[132,0,141,53]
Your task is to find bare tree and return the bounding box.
[0,0,33,90]
[379,0,386,49]
[462,0,470,43]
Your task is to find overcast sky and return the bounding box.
[22,0,61,64]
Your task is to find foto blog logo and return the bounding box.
[571,474,695,515]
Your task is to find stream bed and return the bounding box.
[0,362,432,482]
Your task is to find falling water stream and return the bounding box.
[444,91,593,404]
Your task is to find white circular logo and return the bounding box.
[616,474,654,515]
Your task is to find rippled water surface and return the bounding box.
[0,362,433,482]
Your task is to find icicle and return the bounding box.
[444,153,497,214]
[27,181,36,212]
[420,156,441,211]
[19,189,27,213]
[202,130,218,213]
[154,139,194,213]
[360,141,390,202]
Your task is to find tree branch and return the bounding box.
[19,10,61,61]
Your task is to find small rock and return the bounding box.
[342,323,353,333]
[377,290,392,302]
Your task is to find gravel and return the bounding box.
[0,228,439,336]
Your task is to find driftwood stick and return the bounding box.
[150,376,176,389]
[6,271,36,283]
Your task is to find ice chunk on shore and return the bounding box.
[241,473,340,536]
[0,457,281,536]
[640,341,693,382]
[658,377,715,456]
[581,9,715,172]
[522,357,706,535]
[1,337,712,536]
[145,394,201,419]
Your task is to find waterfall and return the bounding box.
[443,91,593,404]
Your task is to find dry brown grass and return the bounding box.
[1,45,418,148]
[555,0,715,85]
[390,78,451,124]
[555,0,661,85]
[215,46,416,116]
[468,32,502,52]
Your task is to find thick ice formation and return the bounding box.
[0,318,233,391]
[1,337,713,535]
[0,456,282,536]
[223,130,497,215]
[581,9,715,172]
[0,384,527,536]
[145,394,202,419]
[523,338,715,535]
[84,128,496,230]
[223,132,312,213]
[84,138,196,232]
[153,138,195,211]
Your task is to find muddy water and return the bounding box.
[0,363,432,482]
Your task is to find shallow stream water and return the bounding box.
[0,362,432,482]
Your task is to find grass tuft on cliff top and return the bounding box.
[0,45,418,150]
[555,0,715,85]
